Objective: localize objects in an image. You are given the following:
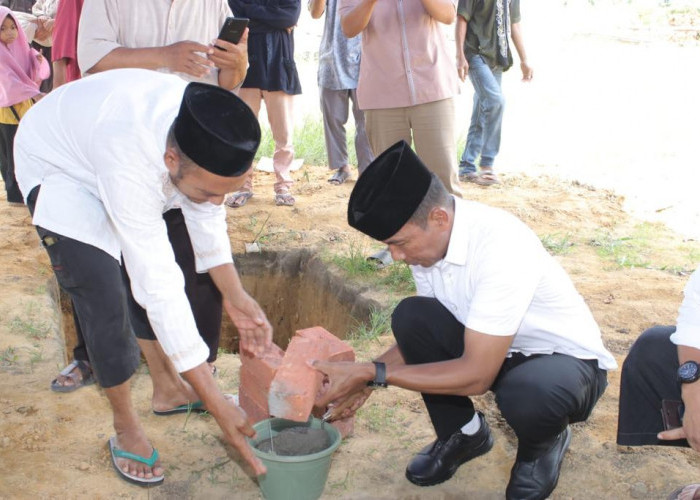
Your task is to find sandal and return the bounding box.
[474,168,500,186]
[274,189,295,207]
[459,171,480,183]
[224,190,253,208]
[328,169,350,185]
[50,359,95,393]
[108,436,164,486]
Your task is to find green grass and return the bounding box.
[255,114,363,167]
[588,230,651,269]
[348,306,393,344]
[9,301,52,340]
[540,233,575,255]
[358,403,398,433]
[1,346,18,367]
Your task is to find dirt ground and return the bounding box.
[1,1,699,499]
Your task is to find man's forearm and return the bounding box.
[341,0,377,37]
[510,22,528,63]
[309,0,326,19]
[218,66,246,91]
[208,262,245,304]
[456,15,467,54]
[86,47,165,74]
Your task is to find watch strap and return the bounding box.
[367,361,388,388]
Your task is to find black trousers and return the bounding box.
[0,123,23,203]
[617,326,688,447]
[392,296,608,458]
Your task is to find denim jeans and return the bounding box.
[459,55,505,175]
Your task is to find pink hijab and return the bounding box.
[0,7,50,107]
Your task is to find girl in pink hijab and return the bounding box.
[0,7,49,204]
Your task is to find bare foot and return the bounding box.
[112,428,164,480]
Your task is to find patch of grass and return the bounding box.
[330,242,377,278]
[378,261,416,293]
[540,233,575,255]
[9,301,52,339]
[358,403,398,433]
[588,228,651,269]
[1,346,18,366]
[349,306,393,344]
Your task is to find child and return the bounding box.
[0,7,49,205]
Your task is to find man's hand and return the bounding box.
[520,61,534,82]
[457,52,469,82]
[658,393,700,452]
[182,363,266,476]
[312,360,374,409]
[209,28,249,71]
[209,29,249,90]
[223,293,272,357]
[162,41,216,79]
[321,387,373,421]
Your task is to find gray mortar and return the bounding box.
[256,426,331,456]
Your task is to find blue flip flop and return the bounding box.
[108,436,164,486]
[152,400,206,416]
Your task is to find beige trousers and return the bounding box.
[238,88,295,193]
[364,97,462,198]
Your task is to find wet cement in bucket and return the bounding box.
[255,426,331,456]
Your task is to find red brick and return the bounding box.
[296,326,355,363]
[268,336,330,422]
[240,342,284,377]
[239,365,271,411]
[239,386,269,424]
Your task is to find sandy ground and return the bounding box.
[1,1,699,499]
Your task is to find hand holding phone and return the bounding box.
[661,399,685,430]
[215,17,249,50]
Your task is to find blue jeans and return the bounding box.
[459,55,505,175]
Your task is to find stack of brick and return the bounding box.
[238,326,356,438]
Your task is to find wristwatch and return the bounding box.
[678,360,700,384]
[366,361,388,388]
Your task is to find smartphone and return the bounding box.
[661,399,685,430]
[215,17,249,49]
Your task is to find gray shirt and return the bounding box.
[316,0,361,90]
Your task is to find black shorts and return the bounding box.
[28,187,140,388]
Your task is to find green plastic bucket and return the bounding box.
[248,417,342,500]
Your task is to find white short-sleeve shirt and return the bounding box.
[671,265,700,350]
[412,198,618,370]
[14,69,234,372]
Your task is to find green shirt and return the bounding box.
[457,0,521,70]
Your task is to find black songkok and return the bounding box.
[347,140,432,241]
[174,82,260,177]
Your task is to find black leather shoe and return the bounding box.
[506,426,572,500]
[405,412,493,486]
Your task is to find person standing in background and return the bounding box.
[309,0,373,185]
[338,0,462,267]
[51,0,83,88]
[225,0,302,208]
[455,0,533,186]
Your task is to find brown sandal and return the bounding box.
[274,189,295,206]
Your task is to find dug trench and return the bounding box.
[53,248,381,365]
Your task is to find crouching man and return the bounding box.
[314,141,617,499]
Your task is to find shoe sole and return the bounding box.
[405,433,494,487]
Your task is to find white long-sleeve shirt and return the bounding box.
[14,69,233,372]
[671,265,700,351]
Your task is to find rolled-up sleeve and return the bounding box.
[77,0,122,74]
[671,266,700,350]
[91,125,209,372]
